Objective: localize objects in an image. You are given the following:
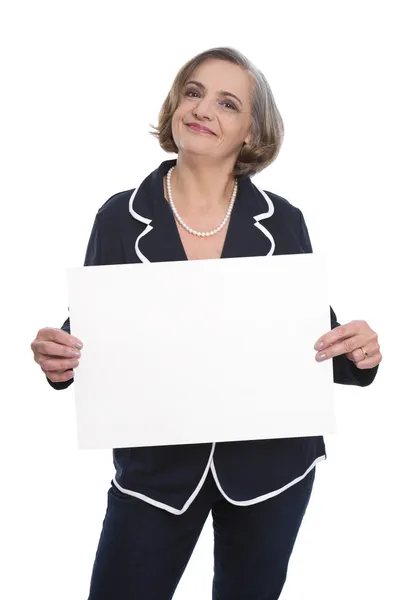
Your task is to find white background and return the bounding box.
[1,1,399,598]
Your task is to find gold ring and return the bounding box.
[361,347,369,359]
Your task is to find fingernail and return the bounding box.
[317,353,327,361]
[315,342,324,350]
[74,341,83,349]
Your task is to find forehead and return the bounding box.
[187,59,252,101]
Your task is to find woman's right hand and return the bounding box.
[31,327,83,383]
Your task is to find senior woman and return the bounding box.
[31,47,381,600]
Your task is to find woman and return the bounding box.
[31,47,382,600]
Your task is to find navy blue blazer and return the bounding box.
[47,159,379,514]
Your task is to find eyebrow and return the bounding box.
[184,80,243,107]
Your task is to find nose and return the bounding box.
[192,95,215,121]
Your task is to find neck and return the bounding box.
[171,154,236,211]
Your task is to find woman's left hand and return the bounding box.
[314,320,382,370]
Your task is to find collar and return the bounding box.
[129,159,277,263]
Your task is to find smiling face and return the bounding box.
[171,59,254,163]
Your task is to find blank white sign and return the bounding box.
[66,253,334,450]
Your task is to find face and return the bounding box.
[171,59,253,162]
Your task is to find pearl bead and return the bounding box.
[166,166,237,238]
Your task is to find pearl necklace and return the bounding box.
[166,166,238,237]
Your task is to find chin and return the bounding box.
[181,145,218,159]
[176,136,212,155]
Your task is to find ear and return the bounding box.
[244,133,252,145]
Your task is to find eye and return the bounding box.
[184,88,201,98]
[221,100,237,111]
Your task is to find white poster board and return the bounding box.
[66,253,334,450]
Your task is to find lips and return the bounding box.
[186,122,215,135]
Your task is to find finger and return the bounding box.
[40,357,80,372]
[38,327,83,349]
[314,321,363,351]
[35,340,82,359]
[353,352,382,370]
[353,344,382,363]
[348,344,381,363]
[45,369,75,383]
[315,334,366,361]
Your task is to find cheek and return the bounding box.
[221,117,247,140]
[175,99,191,117]
[171,111,185,149]
[171,106,186,129]
[231,118,252,142]
[171,111,181,133]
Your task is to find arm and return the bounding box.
[47,211,103,391]
[298,209,379,387]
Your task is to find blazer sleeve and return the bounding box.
[46,211,103,391]
[298,209,379,387]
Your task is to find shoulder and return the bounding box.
[97,189,135,217]
[261,190,312,250]
[93,189,139,233]
[263,189,302,218]
[253,187,304,231]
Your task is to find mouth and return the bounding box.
[185,122,216,135]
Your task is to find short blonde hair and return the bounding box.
[151,47,284,178]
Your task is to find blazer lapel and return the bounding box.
[221,177,277,259]
[129,159,187,263]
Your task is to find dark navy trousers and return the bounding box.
[87,467,316,600]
